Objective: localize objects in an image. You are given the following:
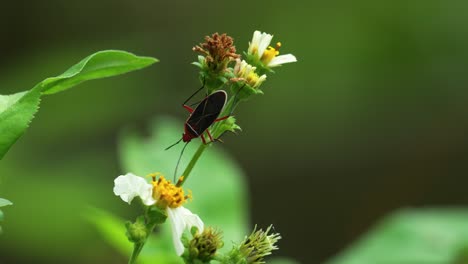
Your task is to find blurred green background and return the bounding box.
[1,0,468,263]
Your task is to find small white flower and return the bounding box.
[233,59,267,88]
[248,30,297,68]
[248,31,273,60]
[113,173,204,256]
[113,173,155,206]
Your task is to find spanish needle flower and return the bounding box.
[230,58,267,100]
[224,225,281,264]
[193,32,240,92]
[114,173,204,256]
[233,59,267,89]
[247,30,297,70]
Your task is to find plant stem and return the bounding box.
[179,143,208,186]
[129,242,145,264]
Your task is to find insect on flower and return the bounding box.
[165,84,229,179]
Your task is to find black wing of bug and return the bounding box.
[187,90,227,135]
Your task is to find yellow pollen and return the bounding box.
[275,42,282,50]
[150,174,189,208]
[261,42,281,64]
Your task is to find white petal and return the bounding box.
[257,32,273,58]
[268,54,297,67]
[167,207,186,256]
[179,207,204,233]
[167,206,204,256]
[233,58,242,74]
[248,31,262,54]
[254,74,267,88]
[113,173,155,205]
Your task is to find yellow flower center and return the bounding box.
[261,42,281,64]
[149,173,191,209]
[246,71,261,87]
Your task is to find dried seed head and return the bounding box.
[193,32,240,73]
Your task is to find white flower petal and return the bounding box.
[113,173,155,205]
[254,74,267,88]
[167,207,185,256]
[258,32,273,58]
[248,31,262,54]
[179,207,204,233]
[233,58,242,74]
[167,206,204,256]
[268,54,297,67]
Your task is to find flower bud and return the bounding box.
[183,227,224,263]
[125,216,148,244]
[224,225,281,264]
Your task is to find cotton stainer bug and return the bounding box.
[165,85,230,180]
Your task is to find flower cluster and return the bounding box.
[112,30,295,263]
[194,30,297,99]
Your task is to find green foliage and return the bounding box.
[268,258,301,264]
[0,50,157,160]
[325,208,468,264]
[84,207,133,257]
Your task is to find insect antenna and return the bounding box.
[165,137,183,151]
[183,77,206,106]
[173,141,190,182]
[229,83,247,114]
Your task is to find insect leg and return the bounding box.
[214,115,230,122]
[200,134,207,144]
[206,130,214,142]
[183,105,194,113]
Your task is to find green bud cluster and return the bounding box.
[183,227,224,263]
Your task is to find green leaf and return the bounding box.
[84,207,133,257]
[40,50,157,95]
[0,91,28,115]
[0,89,41,160]
[119,117,249,246]
[325,208,468,264]
[0,50,157,160]
[0,198,13,207]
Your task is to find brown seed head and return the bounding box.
[193,33,240,72]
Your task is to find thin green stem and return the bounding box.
[179,143,208,186]
[129,242,145,264]
[127,207,162,264]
